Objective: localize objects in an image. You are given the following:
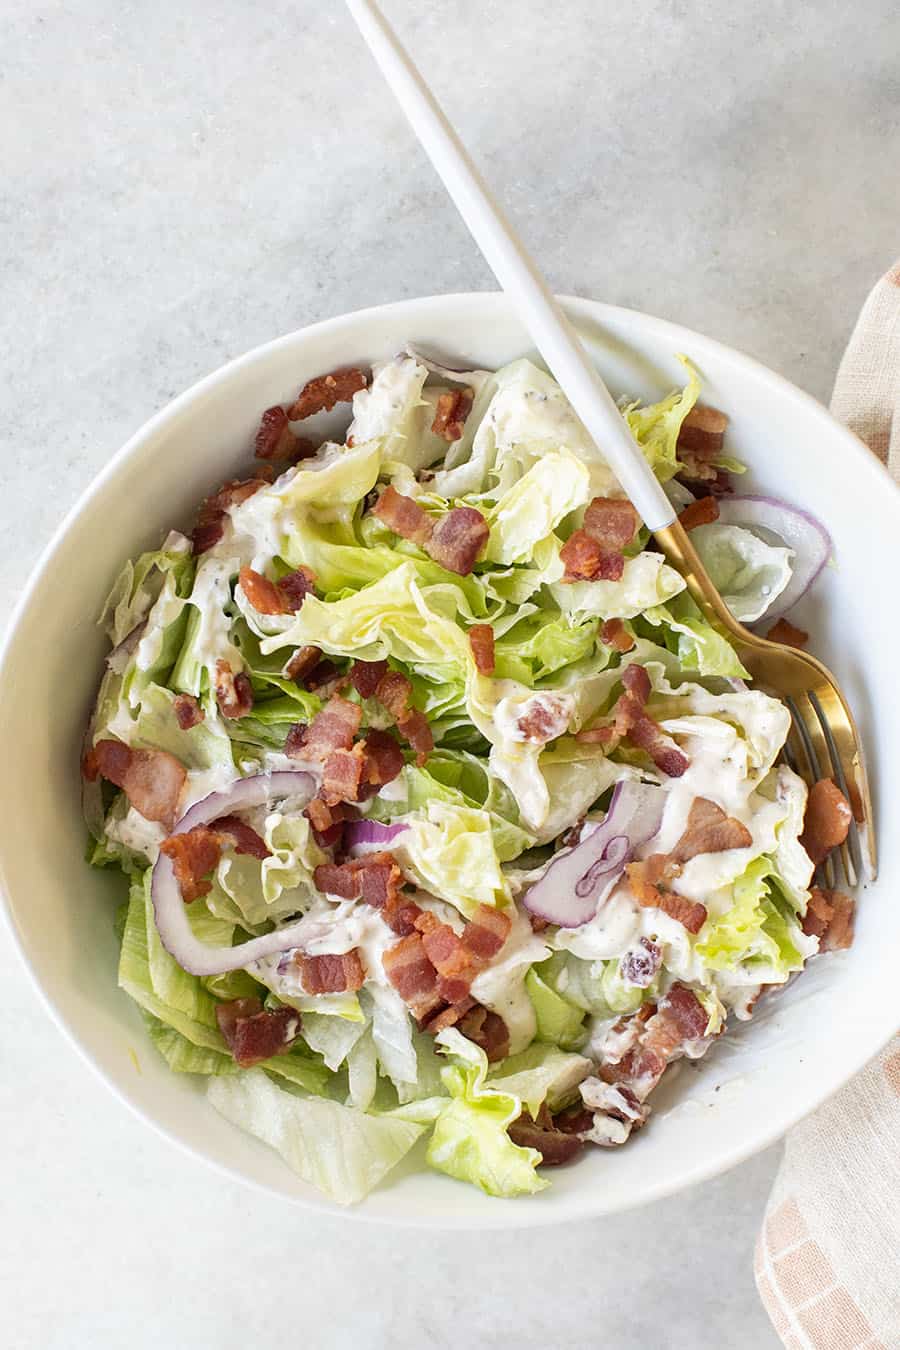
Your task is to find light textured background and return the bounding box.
[2,1,897,1346]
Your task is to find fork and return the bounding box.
[346,0,876,886]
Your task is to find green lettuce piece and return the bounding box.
[696,856,816,978]
[141,1011,237,1076]
[485,449,590,565]
[393,801,511,915]
[689,521,794,622]
[128,684,236,773]
[494,611,599,683]
[207,1068,426,1205]
[525,967,587,1048]
[487,1043,590,1116]
[99,531,194,647]
[207,810,325,933]
[624,357,700,483]
[426,1029,547,1198]
[642,596,749,678]
[536,952,653,1018]
[551,550,686,620]
[301,1012,368,1071]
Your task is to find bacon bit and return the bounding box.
[192,478,268,556]
[312,851,415,932]
[662,983,709,1040]
[361,728,405,787]
[375,669,413,718]
[282,647,319,685]
[303,694,362,760]
[767,617,809,649]
[214,660,253,720]
[287,367,367,420]
[382,933,445,1022]
[625,861,708,934]
[461,904,511,960]
[254,406,300,461]
[677,404,728,460]
[284,723,309,759]
[213,814,271,861]
[349,659,389,699]
[160,826,222,902]
[94,739,187,829]
[426,507,489,576]
[215,998,301,1068]
[313,860,360,900]
[468,624,495,675]
[554,1104,596,1136]
[303,659,344,693]
[321,745,366,806]
[431,388,474,442]
[294,950,366,995]
[628,716,689,777]
[173,693,204,730]
[277,567,316,612]
[516,694,572,744]
[373,485,434,545]
[239,565,288,615]
[82,746,100,781]
[607,984,709,1096]
[583,497,640,550]
[508,1107,584,1166]
[582,669,688,777]
[622,663,651,704]
[800,778,853,865]
[559,529,624,582]
[677,496,720,531]
[600,619,635,653]
[423,998,477,1034]
[398,708,433,765]
[458,1005,510,1063]
[803,886,855,951]
[304,796,356,848]
[669,797,752,863]
[414,911,479,994]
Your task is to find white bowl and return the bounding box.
[2,293,898,1228]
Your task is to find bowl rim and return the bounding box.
[2,290,898,1228]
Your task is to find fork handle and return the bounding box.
[346,0,677,532]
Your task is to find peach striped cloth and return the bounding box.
[755,263,900,1349]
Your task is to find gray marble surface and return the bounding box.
[2,1,897,1345]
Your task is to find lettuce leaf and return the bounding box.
[696,856,817,979]
[551,550,685,620]
[525,967,587,1048]
[623,357,700,483]
[642,595,749,678]
[426,1029,547,1197]
[207,1068,426,1205]
[486,1042,590,1116]
[485,449,590,565]
[393,801,511,916]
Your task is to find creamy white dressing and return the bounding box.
[105,805,166,865]
[183,554,245,678]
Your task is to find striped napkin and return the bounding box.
[754,263,900,1348]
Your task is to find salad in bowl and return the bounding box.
[82,347,854,1205]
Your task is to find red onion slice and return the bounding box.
[150,770,315,975]
[523,781,666,928]
[715,495,832,620]
[344,819,409,854]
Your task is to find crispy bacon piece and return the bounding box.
[800,778,853,865]
[677,496,720,531]
[284,645,322,683]
[361,728,405,787]
[214,660,254,719]
[304,796,354,847]
[468,624,495,675]
[382,932,444,1022]
[313,860,360,900]
[625,862,708,934]
[628,715,689,778]
[414,911,479,995]
[766,617,809,649]
[508,1107,584,1166]
[600,619,635,653]
[398,708,433,765]
[578,665,687,777]
[803,887,856,950]
[669,797,752,863]
[461,904,511,960]
[192,478,268,556]
[94,739,187,829]
[426,507,488,576]
[239,565,288,615]
[373,485,434,545]
[277,567,316,612]
[321,745,366,806]
[431,388,474,442]
[303,660,344,694]
[423,997,477,1034]
[160,826,222,902]
[349,659,389,699]
[288,367,367,420]
[677,404,728,460]
[458,1005,510,1063]
[313,852,416,932]
[622,663,651,703]
[253,406,318,463]
[583,497,640,550]
[559,530,624,582]
[216,998,301,1068]
[375,668,413,719]
[213,814,271,860]
[284,722,308,759]
[607,984,708,1097]
[173,693,204,730]
[516,693,572,744]
[303,695,362,760]
[294,950,366,995]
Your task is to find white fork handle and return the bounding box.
[346,0,676,531]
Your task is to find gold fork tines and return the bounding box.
[654,521,876,885]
